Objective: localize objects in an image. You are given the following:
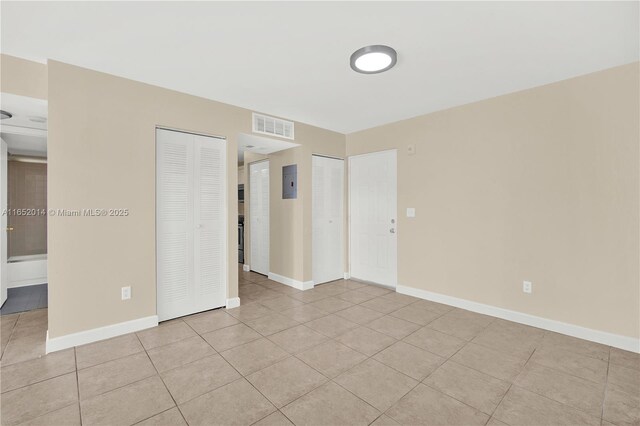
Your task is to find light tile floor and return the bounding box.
[1,268,639,425]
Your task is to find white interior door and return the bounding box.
[0,139,7,306]
[156,128,226,321]
[250,160,269,275]
[312,155,344,285]
[349,149,397,287]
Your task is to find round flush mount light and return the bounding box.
[350,45,397,74]
[0,110,12,120]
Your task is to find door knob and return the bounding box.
[390,228,395,233]
[6,227,14,232]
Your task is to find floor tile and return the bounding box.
[182,309,239,334]
[75,333,144,370]
[374,341,444,380]
[220,338,289,375]
[137,321,197,350]
[379,292,420,306]
[529,345,608,383]
[279,304,328,323]
[360,297,408,314]
[451,343,527,382]
[14,309,48,329]
[253,411,294,426]
[358,285,392,297]
[281,381,380,426]
[1,372,78,426]
[304,314,359,338]
[161,354,241,404]
[386,383,489,426]
[603,383,640,426]
[343,280,368,290]
[411,299,455,315]
[137,407,187,426]
[514,361,605,417]
[608,362,640,396]
[335,358,417,411]
[312,283,349,297]
[485,418,509,426]
[244,313,300,336]
[427,312,491,340]
[296,340,367,378]
[370,414,401,426]
[1,348,75,393]
[225,302,275,322]
[146,335,215,373]
[367,315,421,340]
[1,328,47,366]
[335,290,378,304]
[335,326,396,356]
[80,376,174,426]
[540,331,610,361]
[201,323,261,352]
[389,305,443,326]
[335,305,385,325]
[610,347,640,371]
[17,403,80,426]
[247,357,327,408]
[472,320,543,359]
[259,296,305,312]
[493,386,600,426]
[78,352,156,400]
[308,296,354,314]
[267,325,328,354]
[424,360,510,414]
[288,288,332,304]
[402,327,466,358]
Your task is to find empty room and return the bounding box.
[0,2,638,425]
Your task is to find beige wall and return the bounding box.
[347,63,640,339]
[0,54,47,100]
[242,127,345,283]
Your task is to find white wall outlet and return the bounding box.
[523,281,532,294]
[406,208,416,218]
[121,286,131,300]
[407,144,416,155]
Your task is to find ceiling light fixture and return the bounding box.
[0,110,12,120]
[350,45,397,74]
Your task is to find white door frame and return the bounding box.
[348,149,398,288]
[155,126,228,321]
[249,159,269,276]
[0,139,7,306]
[312,154,345,285]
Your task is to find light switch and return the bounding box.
[406,208,416,218]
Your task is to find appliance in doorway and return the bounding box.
[238,215,244,263]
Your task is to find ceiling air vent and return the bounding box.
[252,113,294,140]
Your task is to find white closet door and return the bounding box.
[349,150,397,287]
[156,129,226,321]
[249,161,269,275]
[312,155,344,285]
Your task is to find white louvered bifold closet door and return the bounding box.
[157,129,226,322]
[312,155,344,285]
[249,161,269,275]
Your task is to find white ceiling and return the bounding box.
[1,2,638,134]
[0,93,47,156]
[238,133,299,164]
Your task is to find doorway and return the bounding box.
[312,155,344,285]
[348,149,398,287]
[249,160,269,276]
[156,128,227,322]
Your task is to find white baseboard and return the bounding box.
[344,272,351,279]
[8,259,47,288]
[46,315,158,354]
[226,297,241,309]
[268,272,314,291]
[242,264,250,272]
[397,285,640,354]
